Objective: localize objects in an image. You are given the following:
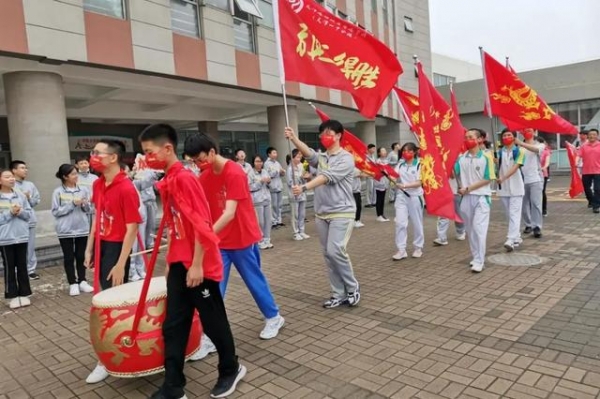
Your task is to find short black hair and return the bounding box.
[318,119,344,135]
[184,133,218,157]
[10,160,26,170]
[367,144,376,150]
[266,147,277,156]
[391,142,399,150]
[139,124,178,147]
[589,128,599,135]
[579,130,589,135]
[291,148,301,158]
[234,148,245,157]
[97,139,126,162]
[377,147,386,157]
[400,142,419,154]
[501,127,513,135]
[468,128,486,139]
[536,137,546,144]
[75,155,89,163]
[252,154,263,167]
[55,163,76,182]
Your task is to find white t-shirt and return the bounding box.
[521,143,545,184]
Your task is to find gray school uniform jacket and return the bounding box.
[287,163,307,202]
[131,180,149,223]
[0,190,32,246]
[134,170,158,203]
[264,158,283,193]
[78,172,98,191]
[307,148,356,218]
[248,169,271,205]
[14,179,39,227]
[51,185,92,239]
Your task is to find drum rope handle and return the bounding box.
[124,216,168,347]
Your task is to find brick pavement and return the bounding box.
[2,177,600,398]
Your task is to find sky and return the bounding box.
[429,0,600,71]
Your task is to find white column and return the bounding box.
[3,71,70,210]
[267,105,298,165]
[355,121,377,146]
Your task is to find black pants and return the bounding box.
[59,236,88,285]
[353,192,362,221]
[99,241,130,291]
[582,174,600,209]
[2,243,31,299]
[375,189,387,217]
[542,177,549,214]
[162,263,238,398]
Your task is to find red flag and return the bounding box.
[274,0,402,119]
[565,142,584,198]
[482,51,577,134]
[393,87,421,133]
[416,63,459,221]
[312,106,398,180]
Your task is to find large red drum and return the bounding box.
[89,276,201,378]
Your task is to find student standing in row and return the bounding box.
[0,169,32,309]
[374,147,390,222]
[516,128,545,238]
[392,143,424,260]
[235,149,253,175]
[185,134,285,341]
[51,164,94,297]
[497,129,526,252]
[286,122,361,309]
[365,144,377,208]
[539,138,552,217]
[455,129,496,273]
[579,128,600,214]
[288,149,311,241]
[249,155,273,250]
[388,143,401,203]
[11,161,40,280]
[352,168,366,228]
[433,171,466,246]
[265,147,285,228]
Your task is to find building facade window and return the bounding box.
[83,0,125,19]
[171,0,201,37]
[204,0,229,10]
[337,10,347,20]
[371,0,377,14]
[433,73,455,87]
[404,16,414,32]
[233,3,256,52]
[234,0,263,17]
[257,0,274,28]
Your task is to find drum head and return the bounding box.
[92,276,166,307]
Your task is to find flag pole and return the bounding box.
[479,46,496,148]
[273,0,297,227]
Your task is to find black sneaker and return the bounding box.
[533,227,542,238]
[594,208,600,214]
[278,222,286,227]
[588,204,593,209]
[523,227,533,235]
[542,212,548,217]
[210,365,247,398]
[149,388,187,399]
[323,297,348,309]
[29,273,40,280]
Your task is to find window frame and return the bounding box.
[404,16,414,33]
[170,0,202,38]
[232,1,257,53]
[83,0,127,19]
[233,0,263,18]
[203,0,229,11]
[256,0,274,29]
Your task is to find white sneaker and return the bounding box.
[470,263,484,273]
[354,221,364,228]
[19,296,31,307]
[504,240,514,252]
[69,284,80,296]
[392,251,408,261]
[79,281,94,293]
[86,363,109,384]
[412,248,423,258]
[263,240,274,249]
[376,216,389,222]
[9,298,20,309]
[258,241,268,250]
[293,233,303,241]
[189,335,216,361]
[300,233,310,239]
[433,238,448,246]
[456,233,466,241]
[130,274,141,282]
[259,314,285,340]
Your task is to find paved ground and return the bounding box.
[2,177,600,399]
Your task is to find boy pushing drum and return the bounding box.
[139,124,245,399]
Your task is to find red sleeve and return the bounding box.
[122,183,143,225]
[225,164,250,201]
[92,179,101,207]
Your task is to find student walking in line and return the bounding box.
[352,168,366,228]
[388,143,401,203]
[0,169,33,309]
[249,155,274,249]
[285,121,360,309]
[392,143,424,261]
[124,165,150,282]
[374,147,390,222]
[515,128,546,238]
[365,144,377,208]
[51,164,94,297]
[455,129,496,273]
[10,161,40,280]
[433,172,466,246]
[539,138,552,217]
[139,124,245,399]
[579,128,600,214]
[265,147,285,228]
[497,129,526,252]
[287,149,311,241]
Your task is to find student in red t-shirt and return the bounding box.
[139,125,245,399]
[183,134,285,343]
[83,139,142,384]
